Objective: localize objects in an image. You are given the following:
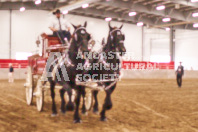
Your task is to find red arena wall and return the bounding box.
[0,59,28,68]
[0,59,174,70]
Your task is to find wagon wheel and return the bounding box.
[85,89,93,111]
[25,66,34,105]
[35,78,44,112]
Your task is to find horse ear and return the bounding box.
[71,23,77,30]
[119,24,123,29]
[108,22,113,30]
[84,21,87,27]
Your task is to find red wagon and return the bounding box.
[24,35,93,112]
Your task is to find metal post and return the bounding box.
[9,9,12,59]
[172,30,175,62]
[142,26,144,61]
[170,27,175,61]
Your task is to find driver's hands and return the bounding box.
[68,27,71,31]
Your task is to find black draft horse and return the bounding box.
[90,22,126,121]
[46,21,91,123]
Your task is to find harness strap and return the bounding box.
[104,79,118,91]
[110,29,122,36]
[73,27,86,34]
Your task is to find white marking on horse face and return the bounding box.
[81,30,85,34]
[119,40,124,43]
[74,34,78,41]
[117,31,121,35]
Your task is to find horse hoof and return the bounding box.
[66,103,75,111]
[51,113,58,117]
[100,117,108,122]
[82,111,88,116]
[60,110,66,115]
[93,110,99,115]
[73,119,82,124]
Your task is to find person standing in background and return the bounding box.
[176,62,184,88]
[8,63,14,83]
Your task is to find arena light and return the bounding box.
[191,0,198,2]
[150,55,171,63]
[20,7,25,12]
[129,12,137,16]
[63,10,68,15]
[156,5,165,10]
[82,3,89,8]
[35,0,41,5]
[192,12,198,17]
[137,22,143,26]
[105,17,112,21]
[16,52,32,60]
[162,18,171,22]
[165,27,170,31]
[193,23,198,28]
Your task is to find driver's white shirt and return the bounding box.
[50,17,70,31]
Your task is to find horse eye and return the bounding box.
[88,35,91,40]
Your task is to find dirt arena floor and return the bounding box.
[0,79,198,132]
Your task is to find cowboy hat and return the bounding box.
[53,9,61,15]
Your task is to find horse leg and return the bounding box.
[93,90,99,114]
[100,91,111,121]
[66,88,75,111]
[100,84,116,121]
[81,86,87,115]
[59,89,66,114]
[74,88,82,123]
[50,81,57,116]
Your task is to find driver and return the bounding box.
[49,9,71,45]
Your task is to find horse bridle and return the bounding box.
[109,29,124,43]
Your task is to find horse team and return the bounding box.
[45,22,126,123]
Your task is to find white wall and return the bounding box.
[143,28,170,61]
[0,11,10,59]
[0,10,143,60]
[175,29,198,70]
[2,10,197,71]
[11,10,52,57]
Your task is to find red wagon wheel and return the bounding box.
[25,66,34,105]
[85,89,93,111]
[35,77,44,112]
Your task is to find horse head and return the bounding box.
[71,21,91,54]
[107,22,126,56]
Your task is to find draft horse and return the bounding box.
[90,22,126,121]
[46,21,91,123]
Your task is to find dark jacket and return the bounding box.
[176,65,184,76]
[9,66,14,73]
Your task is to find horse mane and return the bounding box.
[102,28,114,52]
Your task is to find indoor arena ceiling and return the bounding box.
[1,0,198,30]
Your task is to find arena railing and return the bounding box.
[0,59,175,70]
[122,61,175,70]
[0,59,28,68]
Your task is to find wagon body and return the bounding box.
[24,35,74,111]
[27,36,62,75]
[24,35,94,112]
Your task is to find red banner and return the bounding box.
[0,59,174,70]
[122,61,174,70]
[0,59,28,68]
